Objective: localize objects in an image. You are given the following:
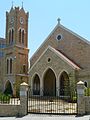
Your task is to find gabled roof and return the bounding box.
[30,46,81,72]
[30,23,59,60]
[30,21,90,69]
[31,22,90,61]
[58,23,90,45]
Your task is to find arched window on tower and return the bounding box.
[10,58,12,74]
[9,29,14,44]
[11,29,14,43]
[19,29,21,43]
[7,59,9,74]
[23,64,26,73]
[22,30,24,44]
[9,30,11,44]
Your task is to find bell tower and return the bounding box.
[6,6,29,47]
[3,6,29,96]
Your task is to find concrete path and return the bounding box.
[0,114,90,120]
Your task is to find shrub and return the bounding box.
[84,88,90,96]
[71,96,77,102]
[0,93,11,103]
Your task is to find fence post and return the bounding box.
[20,82,28,116]
[77,81,85,115]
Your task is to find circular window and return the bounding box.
[56,34,62,41]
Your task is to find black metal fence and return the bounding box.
[28,89,77,115]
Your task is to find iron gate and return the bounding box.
[27,89,77,115]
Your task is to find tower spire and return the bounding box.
[22,1,23,8]
[12,1,14,8]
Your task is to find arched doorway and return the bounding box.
[4,80,13,95]
[33,74,40,95]
[43,68,56,96]
[60,71,70,96]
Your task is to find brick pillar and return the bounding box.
[20,82,28,116]
[77,81,85,115]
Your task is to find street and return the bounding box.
[0,114,90,120]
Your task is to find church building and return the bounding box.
[29,18,90,97]
[0,6,90,97]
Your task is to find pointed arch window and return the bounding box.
[33,74,40,95]
[12,29,14,43]
[7,59,9,74]
[59,71,70,96]
[9,30,11,44]
[19,29,21,43]
[22,30,24,44]
[10,58,12,74]
[23,64,26,73]
[9,29,14,44]
[18,28,25,44]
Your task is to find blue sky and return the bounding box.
[0,0,90,58]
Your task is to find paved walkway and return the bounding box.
[0,114,90,120]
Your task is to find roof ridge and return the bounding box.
[30,24,59,59]
[59,24,90,45]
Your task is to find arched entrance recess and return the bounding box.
[60,71,70,96]
[33,74,40,95]
[43,68,56,96]
[4,80,13,95]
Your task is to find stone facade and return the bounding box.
[29,46,79,96]
[30,23,90,70]
[29,20,90,96]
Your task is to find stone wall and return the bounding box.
[85,97,90,114]
[0,82,28,117]
[0,105,20,116]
